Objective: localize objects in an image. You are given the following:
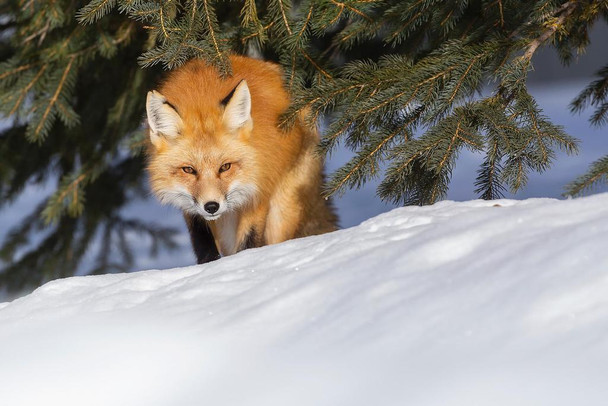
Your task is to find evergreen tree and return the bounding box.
[1,0,607,291]
[0,1,177,290]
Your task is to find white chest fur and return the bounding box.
[214,211,239,256]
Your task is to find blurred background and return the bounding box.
[0,19,606,302]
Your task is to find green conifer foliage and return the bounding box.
[1,0,607,291]
[0,0,177,290]
[567,64,608,194]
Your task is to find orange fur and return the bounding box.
[146,55,337,259]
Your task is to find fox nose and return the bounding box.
[204,201,220,214]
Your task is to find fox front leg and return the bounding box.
[183,213,221,264]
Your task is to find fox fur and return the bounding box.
[146,55,338,263]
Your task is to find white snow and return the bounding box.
[1,194,608,405]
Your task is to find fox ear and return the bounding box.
[146,90,183,147]
[222,80,252,133]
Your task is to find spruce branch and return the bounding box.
[198,0,230,72]
[475,142,507,200]
[336,18,383,49]
[159,4,170,39]
[300,49,332,79]
[521,0,577,60]
[565,155,608,196]
[240,0,267,46]
[330,0,373,22]
[241,21,275,43]
[76,0,118,25]
[6,65,47,116]
[29,56,76,142]
[22,20,51,45]
[324,112,421,197]
[571,65,608,126]
[42,165,97,224]
[0,62,39,82]
[273,0,293,35]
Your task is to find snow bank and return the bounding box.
[1,194,608,405]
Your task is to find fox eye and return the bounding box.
[219,163,232,173]
[182,166,196,174]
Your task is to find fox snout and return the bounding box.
[192,192,226,220]
[193,182,257,220]
[197,198,225,220]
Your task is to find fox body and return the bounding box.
[146,55,337,263]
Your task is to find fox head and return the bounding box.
[146,80,259,221]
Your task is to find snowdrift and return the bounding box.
[1,194,608,405]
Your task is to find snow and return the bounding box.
[1,193,608,405]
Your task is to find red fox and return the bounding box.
[146,55,338,263]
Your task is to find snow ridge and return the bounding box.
[1,194,608,405]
